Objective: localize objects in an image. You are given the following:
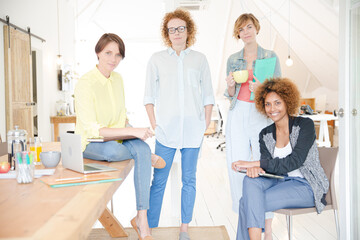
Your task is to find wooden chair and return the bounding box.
[275,147,339,240]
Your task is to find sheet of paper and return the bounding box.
[0,170,16,179]
[35,169,56,178]
[87,138,104,142]
[0,169,56,179]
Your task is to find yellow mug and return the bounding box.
[233,70,249,83]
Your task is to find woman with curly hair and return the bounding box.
[232,78,329,240]
[144,8,214,239]
[224,13,281,239]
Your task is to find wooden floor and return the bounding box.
[93,135,338,240]
[89,226,230,240]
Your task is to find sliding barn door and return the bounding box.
[3,25,34,138]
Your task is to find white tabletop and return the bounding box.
[300,113,338,121]
[300,114,337,147]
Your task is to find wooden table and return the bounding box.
[50,115,76,141]
[0,142,134,239]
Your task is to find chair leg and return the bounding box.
[286,215,293,240]
[334,209,340,240]
[110,197,114,213]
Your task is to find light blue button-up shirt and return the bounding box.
[144,48,215,149]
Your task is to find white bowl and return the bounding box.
[40,151,61,168]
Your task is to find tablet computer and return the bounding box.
[238,169,284,179]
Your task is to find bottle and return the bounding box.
[29,137,42,165]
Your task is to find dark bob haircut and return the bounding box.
[95,33,125,59]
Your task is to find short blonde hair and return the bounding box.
[255,78,301,116]
[161,8,197,47]
[233,13,260,40]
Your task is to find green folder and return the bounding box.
[250,57,277,100]
[41,178,123,188]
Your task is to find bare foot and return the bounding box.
[131,211,152,239]
[151,154,166,169]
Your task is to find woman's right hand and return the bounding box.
[246,167,265,178]
[226,72,236,88]
[232,160,258,171]
[133,128,154,141]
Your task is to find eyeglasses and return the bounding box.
[168,26,186,34]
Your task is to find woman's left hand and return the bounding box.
[231,160,258,172]
[249,76,262,92]
[246,167,265,178]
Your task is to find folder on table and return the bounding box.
[40,173,122,188]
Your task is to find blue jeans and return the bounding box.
[236,176,315,240]
[83,139,151,210]
[147,140,200,228]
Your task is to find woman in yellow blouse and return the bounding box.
[75,33,163,240]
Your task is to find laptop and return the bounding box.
[60,133,118,174]
[238,169,284,179]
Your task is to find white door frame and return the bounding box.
[339,0,355,239]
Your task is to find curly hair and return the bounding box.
[233,13,260,40]
[255,78,300,116]
[161,8,197,47]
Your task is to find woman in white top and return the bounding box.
[144,8,215,240]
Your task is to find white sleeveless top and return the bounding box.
[273,142,304,178]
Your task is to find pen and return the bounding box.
[17,152,22,164]
[29,152,34,164]
[26,154,30,165]
[55,177,83,182]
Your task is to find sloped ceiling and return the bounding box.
[76,0,165,40]
[75,0,339,110]
[253,0,339,92]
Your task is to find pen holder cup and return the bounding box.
[16,159,34,184]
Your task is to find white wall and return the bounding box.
[75,0,231,127]
[191,0,231,95]
[0,0,76,141]
[0,0,340,142]
[252,0,339,111]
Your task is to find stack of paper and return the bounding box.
[0,169,56,179]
